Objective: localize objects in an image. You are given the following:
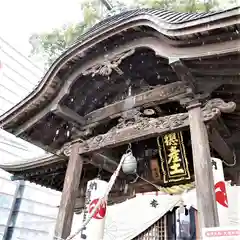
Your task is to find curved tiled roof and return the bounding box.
[0,6,239,156]
[0,6,239,128]
[72,6,240,44]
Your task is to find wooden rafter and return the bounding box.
[169,59,223,97]
[169,58,197,93]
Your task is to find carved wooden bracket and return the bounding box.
[203,98,236,113]
[70,98,236,155]
[82,49,135,77]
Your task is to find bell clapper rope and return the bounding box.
[64,146,131,240]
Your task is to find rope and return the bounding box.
[56,150,194,240]
[64,153,128,240]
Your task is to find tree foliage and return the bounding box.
[134,0,220,12]
[29,0,231,69]
[29,0,103,68]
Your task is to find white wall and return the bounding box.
[0,169,61,240]
[0,37,61,240]
[0,36,45,164]
[0,36,42,114]
[0,171,16,240]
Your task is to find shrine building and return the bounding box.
[0,6,239,239]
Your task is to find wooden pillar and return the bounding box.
[54,143,83,239]
[187,102,219,232]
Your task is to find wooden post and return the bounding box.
[187,102,219,232]
[54,143,83,239]
[236,171,240,185]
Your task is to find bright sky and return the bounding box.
[0,0,236,56]
[0,0,84,55]
[0,0,86,163]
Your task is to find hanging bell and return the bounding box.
[122,151,137,175]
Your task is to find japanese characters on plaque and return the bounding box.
[157,132,190,184]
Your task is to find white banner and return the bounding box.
[80,179,108,240]
[212,157,229,226]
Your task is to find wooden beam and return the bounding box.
[92,153,118,173]
[208,126,235,164]
[13,81,188,136]
[236,172,240,186]
[81,112,190,154]
[54,143,83,239]
[212,117,231,138]
[75,99,236,155]
[187,102,219,232]
[169,59,197,93]
[87,152,125,178]
[52,105,86,125]
[58,144,122,175]
[84,81,189,128]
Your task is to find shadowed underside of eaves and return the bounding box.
[0,6,239,148]
[0,7,239,192]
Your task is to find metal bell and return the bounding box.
[122,151,137,174]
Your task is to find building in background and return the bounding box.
[0,169,61,240]
[0,37,61,240]
[0,36,45,164]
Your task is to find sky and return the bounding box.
[0,0,84,55]
[0,0,86,163]
[0,0,236,56]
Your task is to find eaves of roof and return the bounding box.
[0,7,239,129]
[0,154,65,172]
